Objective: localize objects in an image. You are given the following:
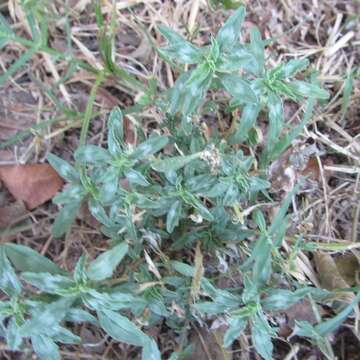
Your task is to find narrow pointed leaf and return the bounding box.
[75,145,111,164]
[47,153,79,182]
[287,80,329,99]
[108,107,124,156]
[5,243,64,274]
[87,242,129,281]
[166,200,182,233]
[52,201,81,238]
[151,153,201,172]
[130,136,169,160]
[158,25,203,64]
[125,169,150,186]
[0,247,21,296]
[220,74,258,104]
[31,335,60,360]
[216,6,245,50]
[98,309,148,346]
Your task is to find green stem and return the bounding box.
[79,71,106,145]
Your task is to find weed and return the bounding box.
[0,5,358,360]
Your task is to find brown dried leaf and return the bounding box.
[0,201,27,229]
[0,164,64,209]
[124,116,136,145]
[0,88,37,141]
[191,242,204,301]
[188,325,232,360]
[278,299,317,338]
[334,253,360,287]
[314,251,354,303]
[269,145,320,193]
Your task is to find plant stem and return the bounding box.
[79,71,106,145]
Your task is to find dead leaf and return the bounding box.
[187,325,232,360]
[80,326,106,354]
[124,116,136,145]
[191,242,204,301]
[314,251,354,303]
[0,88,37,141]
[269,145,320,193]
[144,250,162,280]
[0,201,27,228]
[278,299,317,338]
[78,202,100,229]
[334,253,360,287]
[0,164,64,209]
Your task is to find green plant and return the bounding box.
[1,5,358,360]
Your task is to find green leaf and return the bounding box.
[51,326,81,344]
[142,339,162,360]
[125,169,150,186]
[5,318,23,350]
[158,25,203,64]
[98,167,119,204]
[251,319,273,360]
[31,335,60,360]
[216,45,255,73]
[252,210,267,232]
[5,244,64,275]
[189,197,214,221]
[273,59,309,80]
[52,201,81,238]
[223,183,239,205]
[108,106,124,156]
[249,27,264,75]
[224,315,247,348]
[229,104,260,144]
[315,292,360,336]
[21,297,75,336]
[248,177,270,192]
[251,236,272,286]
[341,72,353,118]
[262,288,313,311]
[65,308,98,325]
[266,98,314,163]
[75,145,111,164]
[166,200,182,233]
[168,68,211,117]
[268,184,298,236]
[193,301,230,315]
[87,242,129,281]
[98,309,148,346]
[220,74,258,104]
[0,247,22,296]
[88,198,113,227]
[151,153,201,172]
[84,289,146,312]
[262,92,283,162]
[74,254,88,285]
[295,321,329,357]
[130,136,169,160]
[185,174,217,194]
[47,153,79,182]
[53,185,85,205]
[287,80,329,99]
[171,261,194,277]
[216,6,245,50]
[21,272,75,295]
